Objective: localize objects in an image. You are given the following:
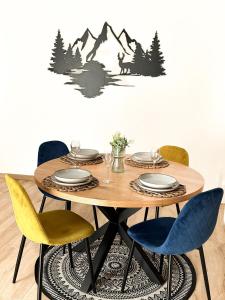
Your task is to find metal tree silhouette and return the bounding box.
[147,32,166,77]
[131,43,146,75]
[64,43,75,71]
[49,30,67,74]
[74,48,82,69]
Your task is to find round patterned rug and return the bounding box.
[40,235,196,300]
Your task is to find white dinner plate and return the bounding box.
[139,173,178,189]
[67,153,99,161]
[53,168,91,183]
[51,176,92,186]
[132,152,162,163]
[136,179,179,192]
[74,149,99,159]
[132,157,163,164]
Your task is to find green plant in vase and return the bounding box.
[110,132,131,173]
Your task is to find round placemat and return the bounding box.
[42,176,99,192]
[125,157,169,169]
[37,235,196,300]
[60,154,103,166]
[130,180,186,198]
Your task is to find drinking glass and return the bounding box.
[150,149,159,168]
[103,153,112,184]
[70,140,80,157]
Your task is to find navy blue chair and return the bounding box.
[12,141,99,284]
[122,188,224,300]
[38,140,71,212]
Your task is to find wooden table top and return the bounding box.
[34,158,204,208]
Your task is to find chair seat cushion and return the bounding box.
[39,210,94,246]
[128,217,175,254]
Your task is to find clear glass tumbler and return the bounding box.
[103,153,112,183]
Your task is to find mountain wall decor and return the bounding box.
[49,22,166,98]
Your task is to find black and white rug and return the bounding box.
[41,235,196,300]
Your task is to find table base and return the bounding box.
[73,207,164,292]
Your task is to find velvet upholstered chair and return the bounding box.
[5,175,96,300]
[144,145,189,221]
[122,188,224,300]
[12,140,99,285]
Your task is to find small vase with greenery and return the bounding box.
[110,132,131,173]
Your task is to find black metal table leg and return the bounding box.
[81,222,118,292]
[79,207,163,292]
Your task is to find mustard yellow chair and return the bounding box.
[144,145,189,221]
[5,175,96,300]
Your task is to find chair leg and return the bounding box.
[62,202,71,255]
[153,207,159,260]
[85,238,96,293]
[39,195,46,213]
[144,208,149,221]
[155,207,160,219]
[12,235,26,283]
[199,246,211,300]
[175,203,180,215]
[92,206,99,230]
[37,244,44,300]
[167,255,173,300]
[68,243,74,269]
[121,240,135,293]
[120,219,127,245]
[65,201,71,211]
[159,254,164,274]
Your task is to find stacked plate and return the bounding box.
[136,173,179,192]
[51,168,92,186]
[131,152,163,164]
[67,149,99,161]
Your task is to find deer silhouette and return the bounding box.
[118,53,132,75]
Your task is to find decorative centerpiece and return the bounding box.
[110,132,131,173]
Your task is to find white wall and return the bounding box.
[1,0,225,193]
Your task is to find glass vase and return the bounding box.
[111,147,125,173]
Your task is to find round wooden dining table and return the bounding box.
[34,157,204,293]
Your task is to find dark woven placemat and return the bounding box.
[60,154,103,166]
[130,179,186,198]
[42,176,99,192]
[125,157,169,169]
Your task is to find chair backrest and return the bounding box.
[161,188,224,255]
[37,140,69,166]
[159,145,189,166]
[5,175,50,245]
